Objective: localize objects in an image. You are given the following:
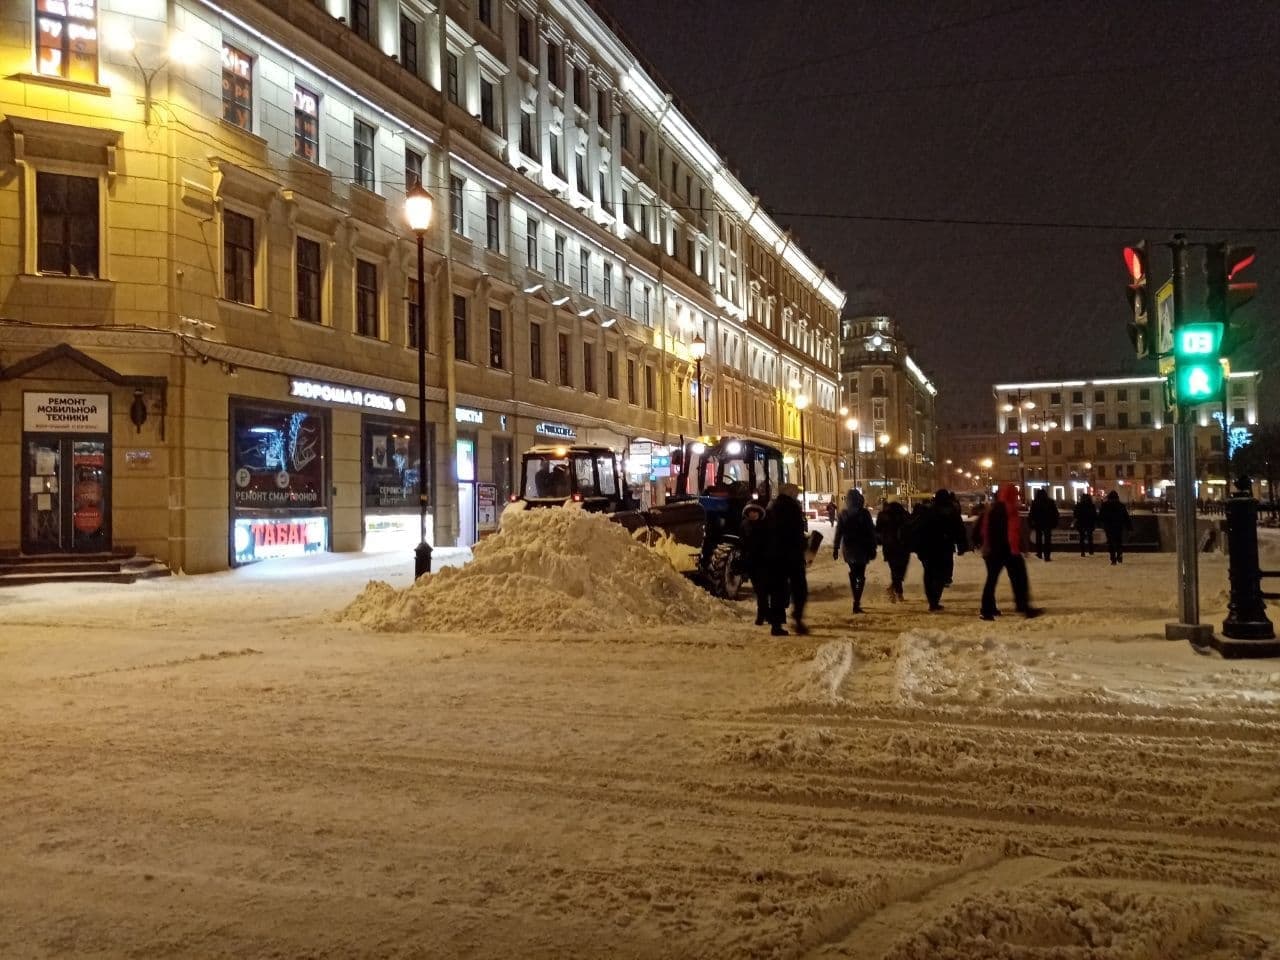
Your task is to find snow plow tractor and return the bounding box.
[514,445,632,512]
[610,437,788,599]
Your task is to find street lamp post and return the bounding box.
[405,182,435,578]
[837,405,849,484]
[879,432,891,497]
[691,333,706,435]
[845,415,858,489]
[979,457,994,494]
[897,443,911,496]
[795,394,810,506]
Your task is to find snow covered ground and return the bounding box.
[3,515,1280,959]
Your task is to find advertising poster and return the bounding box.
[477,482,497,527]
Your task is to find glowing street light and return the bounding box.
[405,181,435,579]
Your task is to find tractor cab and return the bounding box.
[673,437,788,508]
[516,444,628,512]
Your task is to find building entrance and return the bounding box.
[23,437,112,554]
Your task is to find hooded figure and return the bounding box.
[910,489,969,611]
[766,483,809,635]
[1029,488,1060,561]
[1073,493,1098,556]
[875,497,912,603]
[976,483,1042,620]
[833,489,877,613]
[1098,490,1134,564]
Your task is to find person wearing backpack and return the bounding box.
[833,489,877,613]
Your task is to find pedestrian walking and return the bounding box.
[1098,490,1133,565]
[833,489,877,613]
[767,482,809,635]
[875,496,911,603]
[825,499,837,526]
[1029,487,1059,561]
[1072,493,1098,556]
[740,503,774,628]
[976,482,1043,621]
[911,489,970,611]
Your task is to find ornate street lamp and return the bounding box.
[404,181,435,578]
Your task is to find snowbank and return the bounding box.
[338,506,736,633]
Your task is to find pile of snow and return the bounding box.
[338,506,736,633]
[894,630,1039,705]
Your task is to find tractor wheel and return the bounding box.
[705,542,744,600]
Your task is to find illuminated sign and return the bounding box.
[535,421,576,439]
[24,392,110,433]
[456,407,484,424]
[289,379,406,413]
[232,516,328,565]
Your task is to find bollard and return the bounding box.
[414,541,433,580]
[1220,474,1276,653]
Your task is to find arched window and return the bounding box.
[872,372,886,396]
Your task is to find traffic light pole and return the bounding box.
[1166,234,1213,644]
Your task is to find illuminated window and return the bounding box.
[36,172,98,277]
[293,85,319,162]
[221,43,253,130]
[36,0,98,85]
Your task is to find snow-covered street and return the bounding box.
[4,516,1280,959]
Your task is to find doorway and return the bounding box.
[23,437,112,554]
[456,437,477,547]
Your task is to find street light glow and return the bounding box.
[844,416,857,431]
[404,182,434,232]
[878,433,890,447]
[690,333,706,361]
[794,394,810,411]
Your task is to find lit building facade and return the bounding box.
[0,0,844,572]
[993,371,1262,504]
[838,315,938,497]
[936,423,1000,494]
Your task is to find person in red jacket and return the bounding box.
[976,483,1044,621]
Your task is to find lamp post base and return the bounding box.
[414,541,433,579]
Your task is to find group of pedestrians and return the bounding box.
[740,483,811,637]
[1029,489,1134,565]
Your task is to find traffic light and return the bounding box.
[1123,241,1154,357]
[1205,243,1258,355]
[1172,321,1225,404]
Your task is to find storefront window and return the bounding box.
[363,419,426,510]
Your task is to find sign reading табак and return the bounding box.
[24,393,110,433]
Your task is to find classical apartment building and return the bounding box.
[0,0,845,572]
[839,315,938,497]
[993,371,1262,503]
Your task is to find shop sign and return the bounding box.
[535,421,576,440]
[456,407,484,424]
[233,516,328,565]
[24,392,109,433]
[289,378,407,413]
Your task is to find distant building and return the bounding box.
[936,423,1001,495]
[992,371,1262,504]
[839,315,938,497]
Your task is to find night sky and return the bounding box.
[600,0,1280,425]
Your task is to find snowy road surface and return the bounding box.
[3,527,1280,958]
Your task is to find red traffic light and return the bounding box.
[1123,244,1147,285]
[1227,247,1256,280]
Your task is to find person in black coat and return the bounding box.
[740,503,774,628]
[1072,493,1098,557]
[875,498,911,603]
[910,489,970,611]
[1029,488,1060,561]
[766,483,809,635]
[1098,490,1133,564]
[833,489,877,613]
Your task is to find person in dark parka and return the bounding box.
[1072,493,1098,557]
[740,502,774,627]
[911,489,970,611]
[875,497,911,603]
[1029,487,1060,561]
[766,483,809,635]
[1098,490,1134,565]
[833,489,877,613]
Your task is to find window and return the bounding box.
[477,0,493,28]
[353,119,376,190]
[638,128,648,165]
[575,153,589,195]
[1096,437,1107,456]
[1072,413,1084,429]
[1050,391,1061,405]
[583,342,596,393]
[1117,412,1129,429]
[519,110,537,158]
[606,349,617,399]
[644,365,656,409]
[597,89,609,127]
[641,285,651,325]
[1141,437,1152,455]
[488,307,504,368]
[530,321,544,379]
[36,0,99,84]
[479,76,497,131]
[293,85,320,162]
[518,14,534,61]
[602,261,612,305]
[549,134,564,178]
[1234,407,1246,423]
[599,170,612,212]
[450,176,465,234]
[295,237,322,324]
[1073,437,1084,456]
[35,172,98,277]
[1117,389,1128,402]
[1094,389,1105,403]
[1096,413,1107,428]
[554,233,566,283]
[223,210,255,304]
[446,51,460,104]
[619,111,630,150]
[1005,416,1017,432]
[1139,387,1151,401]
[354,259,379,336]
[546,41,562,89]
[1140,410,1152,426]
[221,43,253,130]
[1097,464,1108,479]
[624,277,633,315]
[573,65,587,109]
[399,13,419,74]
[351,0,371,40]
[526,218,539,271]
[406,269,423,347]
[398,148,422,194]
[626,358,638,404]
[1051,439,1062,455]
[485,195,501,252]
[558,332,571,386]
[1072,390,1084,404]
[579,249,590,294]
[452,294,469,361]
